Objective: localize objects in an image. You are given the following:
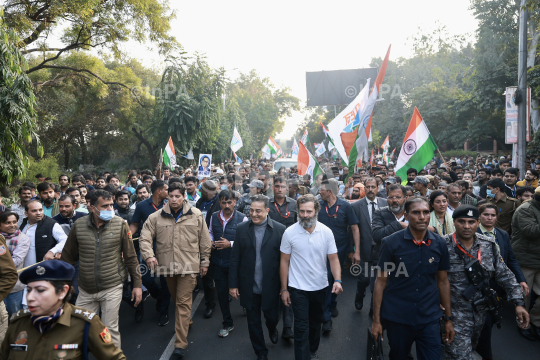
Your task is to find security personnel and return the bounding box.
[484,178,518,234]
[443,205,529,360]
[0,234,18,344]
[0,260,125,360]
[371,197,454,359]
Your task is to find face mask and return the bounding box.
[339,170,343,175]
[486,190,495,198]
[220,185,228,191]
[97,210,114,221]
[334,177,340,180]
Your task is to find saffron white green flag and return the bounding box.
[163,137,177,168]
[297,141,323,185]
[395,107,438,179]
[267,137,280,154]
[230,127,243,152]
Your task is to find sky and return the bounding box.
[30,0,480,140]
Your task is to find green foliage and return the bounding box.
[21,155,61,183]
[0,8,42,185]
[151,54,226,156]
[228,70,301,151]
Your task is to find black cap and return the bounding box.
[20,260,75,285]
[452,205,479,220]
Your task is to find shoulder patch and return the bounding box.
[10,309,32,322]
[0,245,6,255]
[71,306,96,322]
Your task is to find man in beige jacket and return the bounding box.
[140,181,212,360]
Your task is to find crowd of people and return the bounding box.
[0,153,539,360]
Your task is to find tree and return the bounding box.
[3,0,178,87]
[0,8,42,194]
[228,70,301,151]
[150,55,226,163]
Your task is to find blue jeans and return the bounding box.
[4,291,23,316]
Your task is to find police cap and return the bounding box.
[20,260,75,285]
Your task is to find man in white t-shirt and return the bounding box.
[280,194,343,360]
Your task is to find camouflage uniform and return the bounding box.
[235,193,254,218]
[443,232,524,360]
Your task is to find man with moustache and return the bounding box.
[280,194,342,359]
[372,197,454,359]
[37,182,60,217]
[229,195,286,359]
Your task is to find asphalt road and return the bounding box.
[116,269,540,360]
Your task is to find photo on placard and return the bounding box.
[198,154,212,178]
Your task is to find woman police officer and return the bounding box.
[0,260,125,360]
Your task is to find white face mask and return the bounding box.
[339,170,343,175]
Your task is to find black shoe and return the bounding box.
[270,328,279,344]
[170,347,185,359]
[531,324,540,340]
[159,314,169,326]
[310,352,319,359]
[282,327,294,339]
[257,355,268,360]
[156,298,162,313]
[331,307,339,318]
[322,320,332,333]
[355,292,365,310]
[204,305,215,319]
[135,302,144,323]
[519,326,537,341]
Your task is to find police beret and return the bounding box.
[452,205,479,220]
[20,260,75,285]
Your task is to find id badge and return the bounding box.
[10,344,28,351]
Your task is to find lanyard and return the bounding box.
[151,202,161,211]
[274,202,290,218]
[325,205,339,218]
[452,233,481,263]
[175,209,183,222]
[412,235,431,246]
[24,224,36,234]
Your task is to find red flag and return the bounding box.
[365,45,391,140]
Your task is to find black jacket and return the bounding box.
[196,195,221,227]
[371,206,403,261]
[351,197,388,262]
[20,217,58,262]
[228,217,286,311]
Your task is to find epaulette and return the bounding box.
[475,232,496,243]
[507,197,519,202]
[9,309,32,322]
[71,306,97,322]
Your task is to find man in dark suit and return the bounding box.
[476,203,529,357]
[351,178,387,310]
[229,195,286,360]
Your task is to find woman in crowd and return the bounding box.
[0,211,30,315]
[428,190,455,235]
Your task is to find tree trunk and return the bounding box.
[131,127,158,169]
[79,131,88,165]
[64,142,70,169]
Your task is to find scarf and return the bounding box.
[429,211,455,236]
[1,230,21,255]
[31,306,64,334]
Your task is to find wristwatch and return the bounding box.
[281,289,288,293]
[442,315,454,322]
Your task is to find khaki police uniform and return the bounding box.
[0,303,126,360]
[485,194,518,233]
[0,234,18,344]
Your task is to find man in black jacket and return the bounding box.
[351,178,387,311]
[196,180,221,319]
[229,195,286,360]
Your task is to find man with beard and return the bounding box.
[351,178,387,311]
[52,195,87,234]
[58,174,70,196]
[185,176,201,207]
[115,190,134,223]
[268,177,297,339]
[37,182,59,217]
[131,184,150,210]
[404,168,417,186]
[280,194,342,359]
[317,179,359,332]
[95,177,107,189]
[372,197,454,359]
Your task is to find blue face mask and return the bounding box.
[98,210,114,221]
[486,189,495,198]
[220,185,228,191]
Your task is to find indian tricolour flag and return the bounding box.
[297,141,322,185]
[163,137,177,168]
[395,107,438,179]
[267,137,280,154]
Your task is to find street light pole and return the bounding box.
[517,0,528,176]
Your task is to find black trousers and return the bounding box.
[212,263,232,327]
[246,293,280,356]
[202,264,215,308]
[289,286,327,360]
[356,260,371,299]
[385,318,441,360]
[282,302,294,329]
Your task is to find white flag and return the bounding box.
[230,127,243,152]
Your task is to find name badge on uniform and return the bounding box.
[10,344,27,351]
